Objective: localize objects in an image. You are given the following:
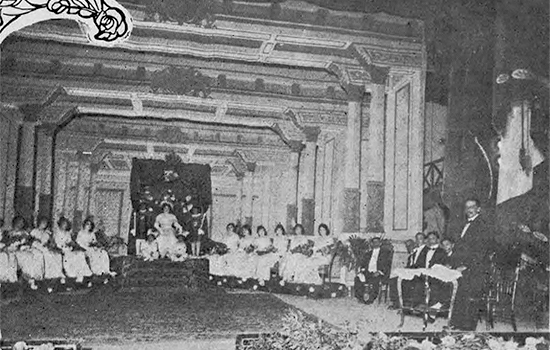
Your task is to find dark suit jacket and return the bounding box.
[359,248,392,278]
[453,215,493,273]
[414,246,447,268]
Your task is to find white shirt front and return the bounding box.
[460,214,479,238]
[413,245,425,264]
[425,245,439,268]
[368,248,380,273]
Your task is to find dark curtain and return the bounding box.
[130,158,212,213]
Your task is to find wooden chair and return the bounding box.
[484,256,522,331]
[396,272,459,330]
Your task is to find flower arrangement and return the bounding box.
[242,310,549,350]
[291,240,314,257]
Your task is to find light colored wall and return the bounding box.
[424,101,447,163]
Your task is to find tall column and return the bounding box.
[297,127,320,235]
[342,85,364,233]
[360,84,386,233]
[34,123,56,220]
[286,142,302,232]
[14,121,36,223]
[241,168,255,227]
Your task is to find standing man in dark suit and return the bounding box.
[449,198,493,330]
[354,237,392,304]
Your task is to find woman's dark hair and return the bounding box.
[274,223,286,235]
[240,224,252,237]
[57,217,71,231]
[83,218,95,231]
[161,203,173,212]
[293,224,304,235]
[12,216,26,229]
[318,223,330,236]
[226,223,235,231]
[37,216,50,228]
[256,225,267,235]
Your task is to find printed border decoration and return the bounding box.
[0,0,132,45]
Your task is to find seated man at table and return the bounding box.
[409,232,426,268]
[441,238,457,268]
[354,237,392,304]
[404,231,447,309]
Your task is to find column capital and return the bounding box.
[346,84,365,102]
[303,126,321,143]
[288,140,305,153]
[36,123,57,137]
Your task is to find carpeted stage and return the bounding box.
[0,258,312,349]
[1,285,296,344]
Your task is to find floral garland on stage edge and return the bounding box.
[209,274,348,299]
[241,310,550,350]
[0,0,132,45]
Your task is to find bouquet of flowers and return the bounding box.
[290,240,314,257]
[244,244,256,254]
[257,245,276,256]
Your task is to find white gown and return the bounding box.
[293,236,334,284]
[30,228,65,280]
[280,235,310,282]
[254,236,279,281]
[54,229,93,280]
[140,240,160,261]
[0,236,18,283]
[168,242,188,262]
[76,230,111,275]
[208,232,239,276]
[154,213,181,258]
[8,230,45,282]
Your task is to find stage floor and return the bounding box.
[1,285,296,346]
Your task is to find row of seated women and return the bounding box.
[0,215,115,292]
[207,222,335,285]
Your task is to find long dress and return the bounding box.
[154,213,181,258]
[227,236,257,279]
[30,228,65,280]
[208,232,239,276]
[293,236,334,284]
[280,235,310,282]
[254,236,279,281]
[0,231,18,283]
[53,228,92,280]
[140,240,160,261]
[76,230,112,275]
[8,229,45,282]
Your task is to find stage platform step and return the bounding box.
[113,256,211,291]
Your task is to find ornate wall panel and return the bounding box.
[392,84,410,231]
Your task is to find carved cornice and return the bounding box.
[353,44,423,69]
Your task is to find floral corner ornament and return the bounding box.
[0,0,132,46]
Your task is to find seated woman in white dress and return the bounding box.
[208,223,240,276]
[6,216,45,290]
[154,203,182,258]
[279,224,313,282]
[76,218,114,278]
[168,234,188,262]
[227,225,257,280]
[254,225,279,282]
[139,230,160,261]
[54,217,93,284]
[30,217,66,289]
[293,223,335,285]
[0,218,18,283]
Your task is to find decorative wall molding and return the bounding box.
[150,66,212,97]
